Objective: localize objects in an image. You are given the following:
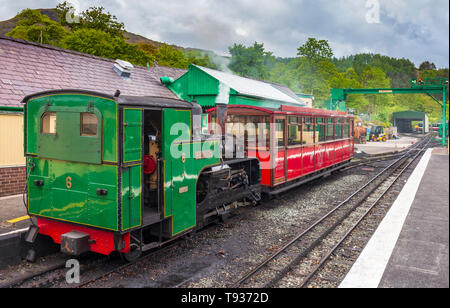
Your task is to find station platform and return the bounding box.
[355,135,419,155]
[0,195,30,235]
[340,147,449,288]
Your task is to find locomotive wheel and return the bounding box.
[120,243,142,262]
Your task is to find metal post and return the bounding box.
[443,87,447,148]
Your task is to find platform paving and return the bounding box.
[355,135,419,155]
[0,195,30,235]
[378,148,449,288]
[340,147,449,288]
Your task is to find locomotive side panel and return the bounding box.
[162,108,221,236]
[25,93,120,231]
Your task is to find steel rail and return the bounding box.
[297,137,433,288]
[231,135,431,288]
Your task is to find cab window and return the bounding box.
[81,113,98,137]
[41,112,57,134]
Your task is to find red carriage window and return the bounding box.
[302,122,315,144]
[335,118,343,139]
[316,119,325,142]
[257,117,271,149]
[343,123,350,137]
[288,116,301,146]
[275,119,285,147]
[326,118,335,141]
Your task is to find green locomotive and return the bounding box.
[23,90,260,260]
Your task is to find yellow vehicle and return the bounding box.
[369,125,387,142]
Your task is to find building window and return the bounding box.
[81,113,98,137]
[41,112,57,134]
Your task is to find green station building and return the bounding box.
[162,64,308,110]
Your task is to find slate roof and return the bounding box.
[0,36,186,107]
[193,65,306,106]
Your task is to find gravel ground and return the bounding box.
[72,169,374,288]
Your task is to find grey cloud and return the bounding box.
[0,0,448,67]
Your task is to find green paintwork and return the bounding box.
[27,157,119,230]
[26,93,118,163]
[162,108,220,235]
[123,108,142,163]
[25,93,119,231]
[37,108,103,164]
[0,106,24,112]
[121,164,142,230]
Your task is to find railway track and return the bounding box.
[0,221,221,288]
[231,135,433,288]
[2,136,433,288]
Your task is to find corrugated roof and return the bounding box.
[0,36,187,107]
[193,65,306,106]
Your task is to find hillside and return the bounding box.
[0,8,208,53]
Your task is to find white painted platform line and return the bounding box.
[339,148,433,288]
[0,227,29,238]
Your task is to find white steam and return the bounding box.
[215,82,230,105]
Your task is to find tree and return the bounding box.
[297,38,333,62]
[56,3,125,37]
[6,9,67,45]
[419,61,437,71]
[61,28,153,66]
[228,42,272,79]
[79,6,125,37]
[56,1,79,27]
[358,66,392,118]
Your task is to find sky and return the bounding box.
[1,0,448,68]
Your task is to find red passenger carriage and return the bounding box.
[209,105,354,194]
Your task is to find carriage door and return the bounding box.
[121,108,143,231]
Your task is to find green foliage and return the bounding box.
[228,42,273,79]
[56,2,124,37]
[61,28,153,66]
[297,38,333,61]
[419,61,437,71]
[6,9,67,45]
[226,38,448,126]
